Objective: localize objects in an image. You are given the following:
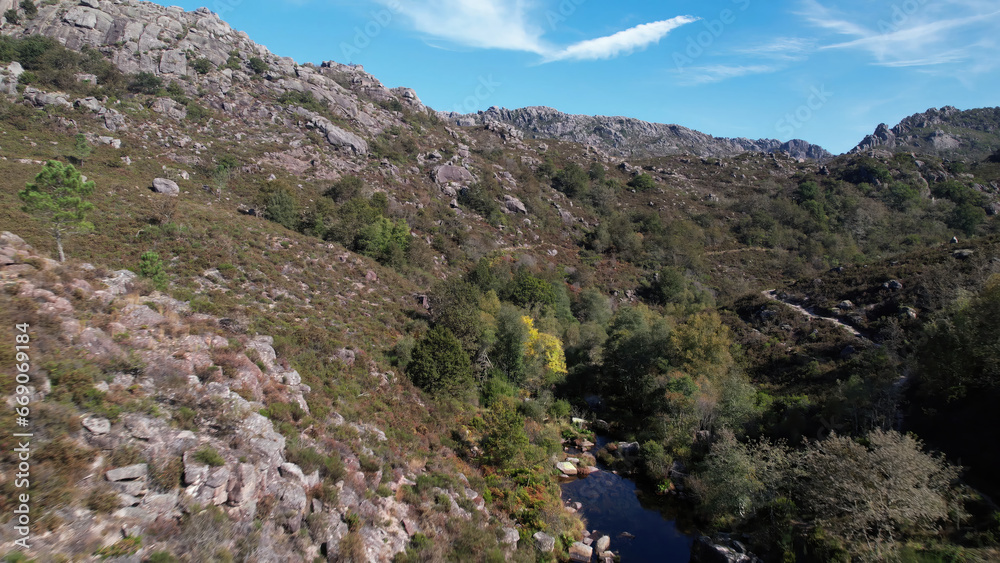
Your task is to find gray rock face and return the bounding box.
[82,416,111,434]
[442,106,832,160]
[533,531,555,553]
[434,164,475,185]
[851,106,1000,159]
[503,195,527,214]
[152,178,180,196]
[106,464,148,482]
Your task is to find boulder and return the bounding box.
[152,178,180,196]
[569,542,593,562]
[106,464,148,482]
[556,461,578,476]
[434,165,475,185]
[159,49,189,75]
[82,416,111,435]
[501,527,519,548]
[533,532,555,553]
[595,535,610,554]
[503,195,528,214]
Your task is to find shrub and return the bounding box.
[192,58,212,74]
[193,446,225,467]
[19,1,36,19]
[128,71,162,94]
[86,487,121,514]
[248,56,268,75]
[151,456,184,490]
[627,173,656,191]
[264,188,298,231]
[138,251,168,291]
[552,163,589,198]
[406,326,474,401]
[95,535,141,558]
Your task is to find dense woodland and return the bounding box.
[1,27,999,562]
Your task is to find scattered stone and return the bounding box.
[82,416,111,435]
[533,532,555,553]
[569,542,593,562]
[106,464,148,482]
[556,461,578,476]
[152,178,180,196]
[596,535,610,554]
[501,527,519,548]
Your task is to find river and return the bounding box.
[560,437,696,561]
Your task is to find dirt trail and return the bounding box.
[762,290,866,340]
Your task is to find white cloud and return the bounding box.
[734,37,814,61]
[545,16,699,62]
[379,0,549,54]
[798,0,1000,71]
[676,64,779,86]
[373,0,696,62]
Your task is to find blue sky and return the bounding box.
[165,0,998,154]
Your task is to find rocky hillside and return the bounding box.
[440,105,833,161]
[1,1,999,562]
[851,106,1000,160]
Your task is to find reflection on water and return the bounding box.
[560,442,695,561]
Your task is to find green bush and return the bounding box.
[193,446,225,467]
[552,163,589,198]
[627,173,656,191]
[248,56,268,75]
[128,71,163,94]
[192,58,212,74]
[406,326,474,401]
[19,0,37,18]
[139,251,168,291]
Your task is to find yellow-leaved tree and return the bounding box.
[522,316,567,382]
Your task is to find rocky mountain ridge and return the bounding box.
[851,106,1000,160]
[440,105,834,161]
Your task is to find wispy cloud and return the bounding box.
[676,64,780,86]
[734,37,814,62]
[377,0,549,54]
[373,0,696,62]
[545,16,699,62]
[798,0,1000,72]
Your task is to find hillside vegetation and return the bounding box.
[0,1,999,562]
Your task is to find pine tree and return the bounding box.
[18,160,95,262]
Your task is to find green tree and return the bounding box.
[429,277,484,354]
[248,56,268,75]
[491,304,528,384]
[627,173,656,191]
[71,133,91,166]
[407,326,474,401]
[19,0,37,18]
[552,163,589,198]
[192,58,212,74]
[128,71,162,94]
[793,429,961,558]
[356,216,410,267]
[695,430,789,527]
[506,269,556,308]
[918,275,1000,401]
[479,397,529,469]
[18,160,94,262]
[138,251,167,291]
[265,188,298,230]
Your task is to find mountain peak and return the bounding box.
[439,105,832,161]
